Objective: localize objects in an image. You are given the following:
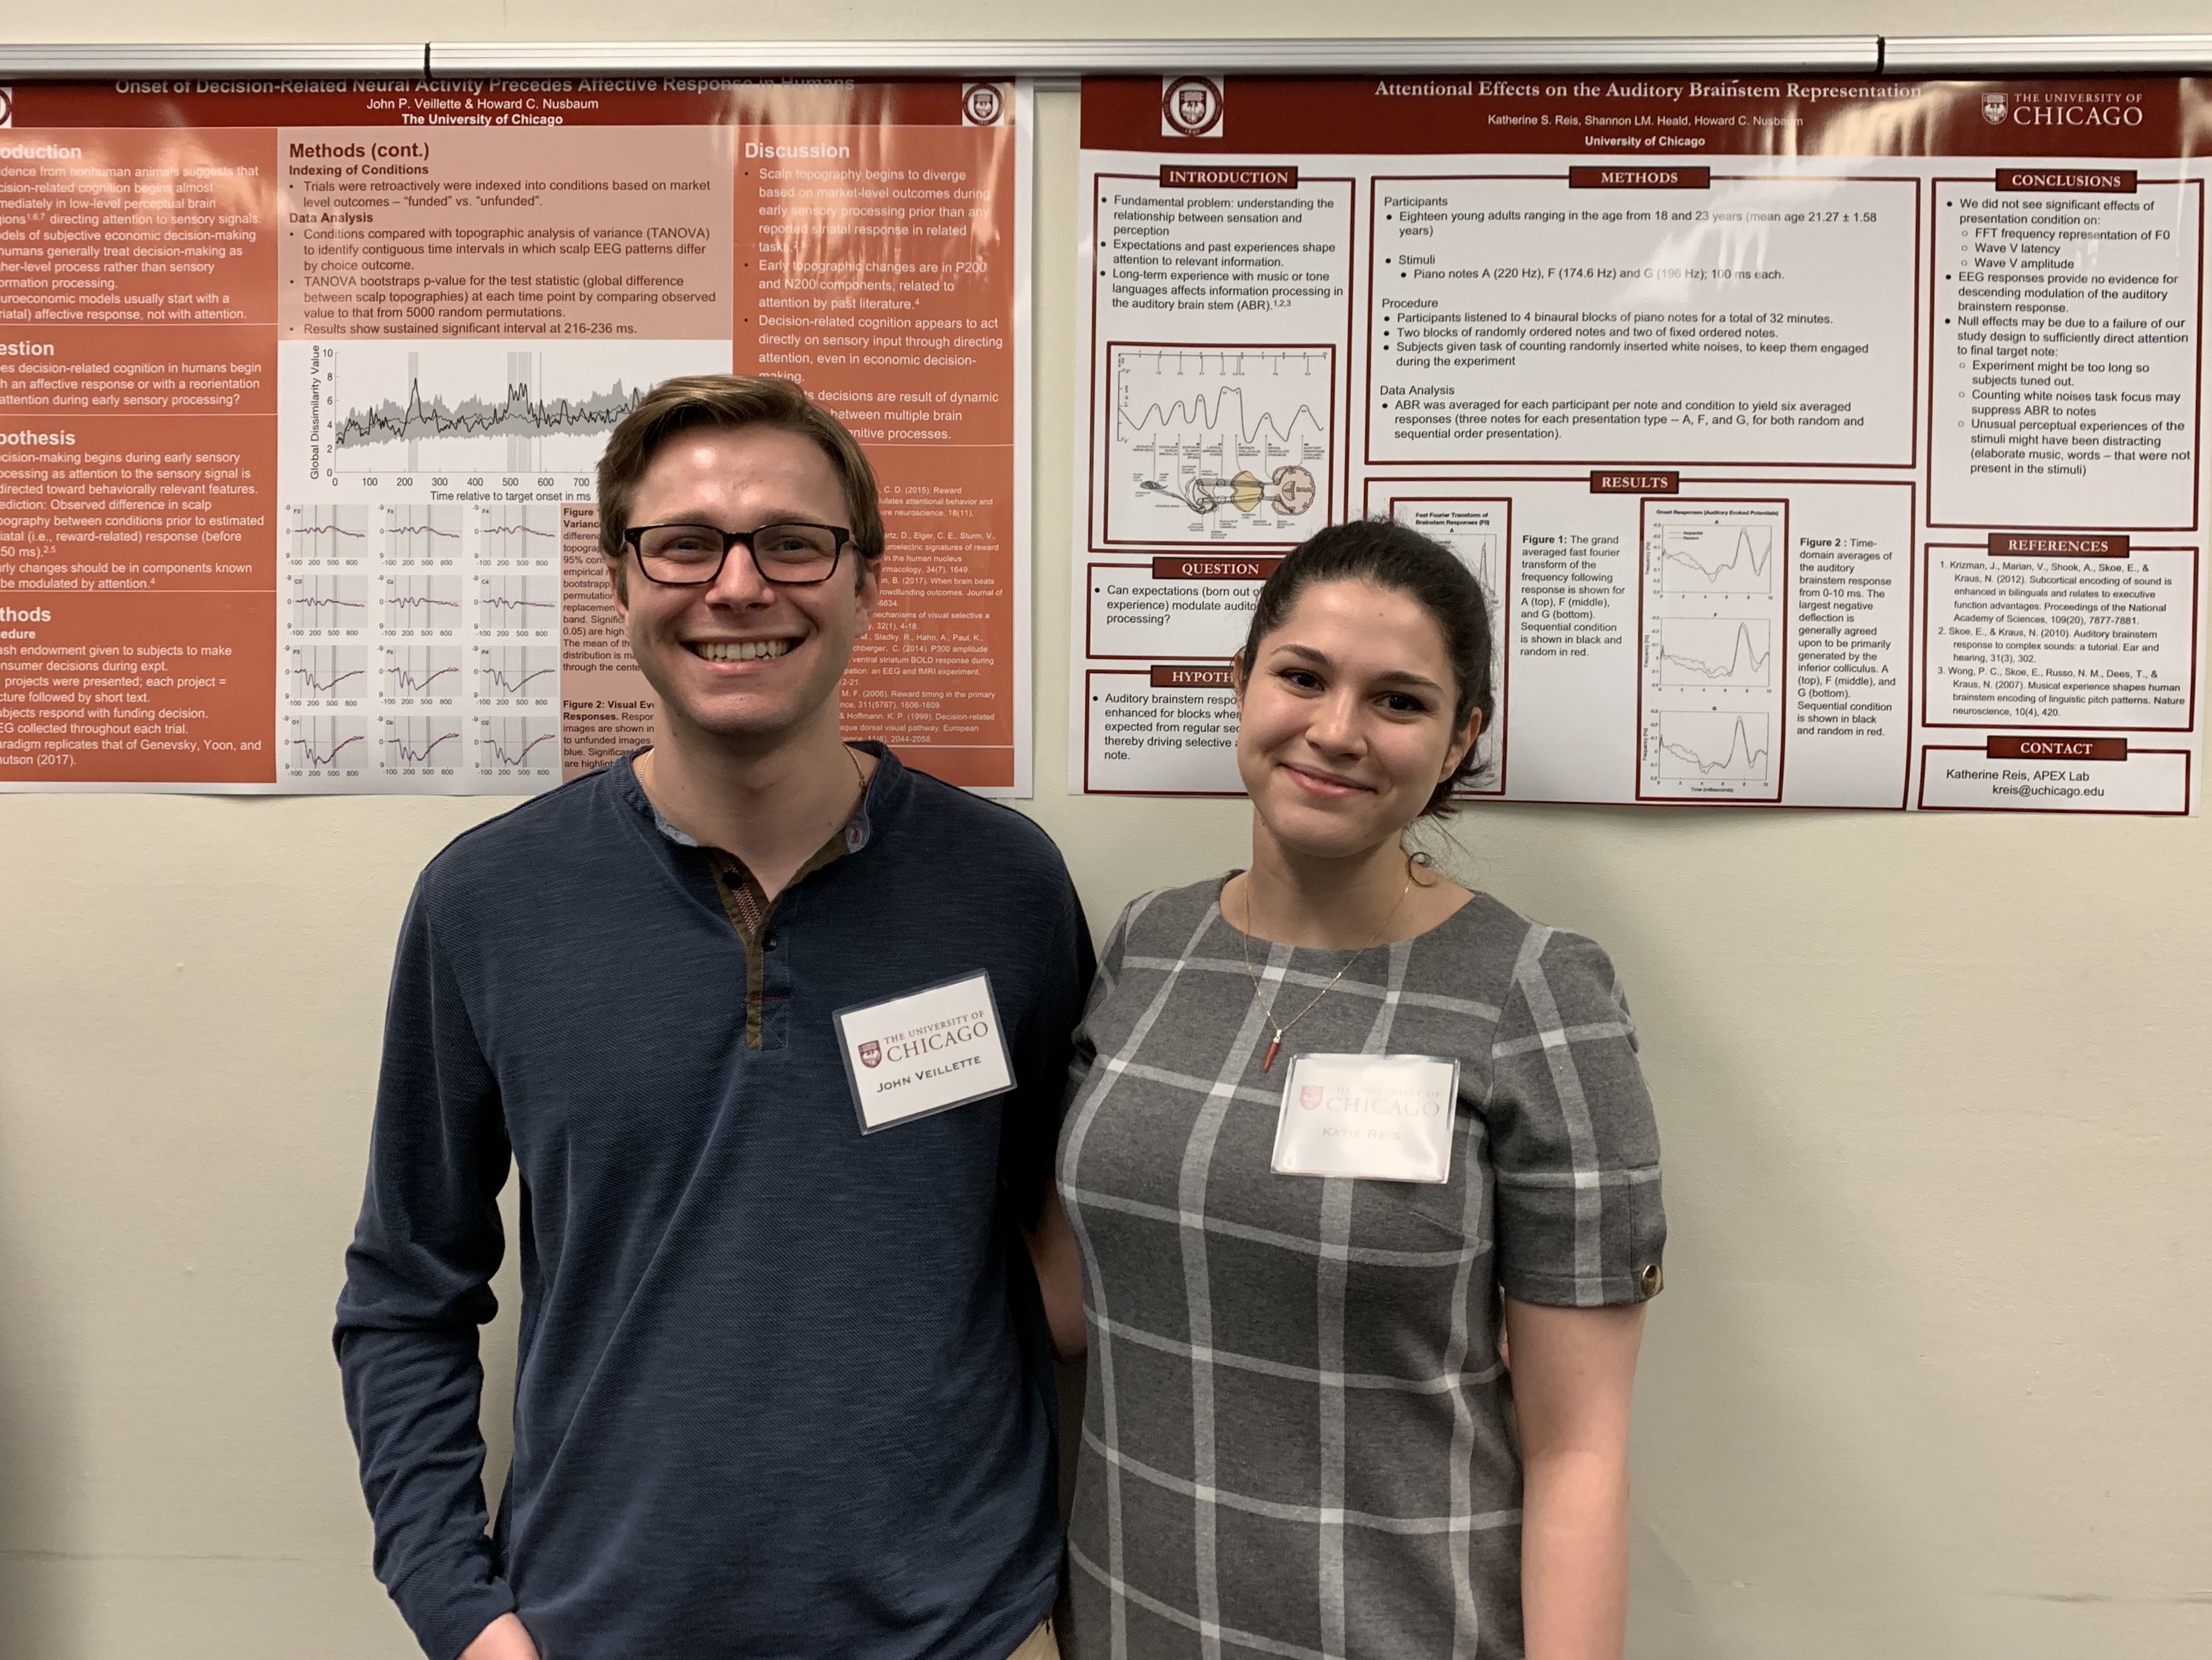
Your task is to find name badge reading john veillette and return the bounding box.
[833,970,1016,1133]
[1271,1053,1460,1184]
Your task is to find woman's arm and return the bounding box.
[1504,1297,1647,1660]
[1023,1180,1089,1362]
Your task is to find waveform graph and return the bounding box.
[288,573,369,635]
[1637,497,1785,803]
[476,503,560,566]
[382,644,462,704]
[382,716,465,779]
[476,716,560,780]
[288,504,370,566]
[1649,711,1778,799]
[283,715,369,780]
[383,573,464,635]
[1649,510,1781,599]
[1655,617,1773,690]
[383,503,464,564]
[302,339,723,475]
[286,643,368,706]
[477,644,558,705]
[1105,342,1335,546]
[478,573,557,637]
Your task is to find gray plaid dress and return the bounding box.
[1057,878,1666,1660]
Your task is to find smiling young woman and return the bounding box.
[1035,519,1670,1660]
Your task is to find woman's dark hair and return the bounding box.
[1235,517,1496,815]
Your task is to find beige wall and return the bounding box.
[2,4,2208,1656]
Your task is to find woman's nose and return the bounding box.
[1306,691,1365,753]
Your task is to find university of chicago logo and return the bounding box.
[962,82,1005,126]
[1982,92,2008,125]
[859,1040,882,1069]
[1300,1084,1323,1111]
[1161,76,1225,140]
[0,87,14,129]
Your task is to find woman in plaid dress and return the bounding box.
[1028,519,1666,1660]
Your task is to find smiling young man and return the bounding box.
[336,376,1091,1660]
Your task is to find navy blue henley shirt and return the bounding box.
[335,747,1092,1660]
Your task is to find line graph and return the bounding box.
[477,644,557,702]
[288,505,369,564]
[383,717,465,775]
[283,715,368,778]
[478,575,557,634]
[300,340,720,474]
[477,716,560,777]
[476,503,560,563]
[288,574,368,634]
[286,643,367,705]
[1107,343,1333,545]
[336,351,640,471]
[1655,711,1772,783]
[382,644,462,703]
[1652,517,1779,599]
[1655,618,1773,690]
[383,573,463,634]
[1639,502,1785,802]
[383,504,464,563]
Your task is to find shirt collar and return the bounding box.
[635,744,878,856]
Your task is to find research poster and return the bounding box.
[1075,76,2208,813]
[0,76,1031,794]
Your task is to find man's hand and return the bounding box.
[460,1613,540,1660]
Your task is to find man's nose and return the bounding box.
[706,538,776,605]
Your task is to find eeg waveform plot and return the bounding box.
[477,717,560,779]
[283,716,369,779]
[288,505,369,564]
[1105,344,1333,545]
[382,644,463,703]
[296,339,724,475]
[287,643,368,705]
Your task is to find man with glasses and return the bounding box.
[336,376,1090,1660]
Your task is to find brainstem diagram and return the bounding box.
[1105,345,1332,545]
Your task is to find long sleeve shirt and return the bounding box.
[335,747,1092,1660]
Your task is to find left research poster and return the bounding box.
[0,76,1031,794]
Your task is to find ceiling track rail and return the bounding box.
[1,35,2210,81]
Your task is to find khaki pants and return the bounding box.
[1004,1618,1060,1660]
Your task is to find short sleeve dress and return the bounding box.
[1056,877,1666,1660]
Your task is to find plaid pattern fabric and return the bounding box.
[1057,879,1665,1660]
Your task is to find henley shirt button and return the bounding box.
[1639,1262,1664,1298]
[763,934,777,950]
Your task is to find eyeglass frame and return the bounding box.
[619,519,857,587]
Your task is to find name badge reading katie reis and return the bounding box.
[1271,1053,1460,1184]
[833,971,1016,1134]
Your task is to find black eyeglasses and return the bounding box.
[621,520,854,586]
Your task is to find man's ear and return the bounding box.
[604,556,628,620]
[851,554,882,637]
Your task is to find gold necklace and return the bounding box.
[1237,862,1414,1072]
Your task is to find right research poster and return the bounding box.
[1072,76,2211,813]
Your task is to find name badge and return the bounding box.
[1270,1053,1459,1184]
[834,970,1016,1133]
